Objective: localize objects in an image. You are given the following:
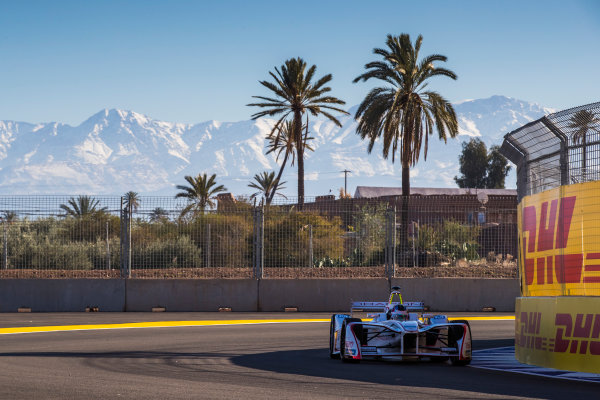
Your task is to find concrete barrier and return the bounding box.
[0,279,125,312]
[125,279,258,312]
[390,278,519,311]
[0,278,519,312]
[258,279,390,312]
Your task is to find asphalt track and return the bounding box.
[0,313,597,399]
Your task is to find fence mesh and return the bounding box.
[501,101,600,296]
[0,194,517,279]
[500,101,600,200]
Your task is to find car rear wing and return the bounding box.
[351,301,425,312]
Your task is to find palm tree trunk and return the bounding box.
[267,151,289,205]
[400,162,410,266]
[294,110,304,209]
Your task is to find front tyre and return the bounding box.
[449,320,472,366]
[340,318,362,363]
[329,315,340,359]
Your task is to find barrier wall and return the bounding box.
[516,180,600,372]
[0,279,126,312]
[0,278,518,312]
[519,181,600,297]
[516,296,600,374]
[391,278,519,311]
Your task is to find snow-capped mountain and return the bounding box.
[0,96,553,197]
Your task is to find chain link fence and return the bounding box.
[501,101,600,200]
[0,194,518,279]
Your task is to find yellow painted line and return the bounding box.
[0,319,330,335]
[0,315,515,335]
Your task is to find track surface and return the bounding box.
[0,313,596,399]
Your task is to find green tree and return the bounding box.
[248,57,348,208]
[353,33,458,251]
[568,110,600,181]
[455,138,511,189]
[175,173,227,218]
[486,145,511,188]
[59,195,107,217]
[123,191,140,213]
[248,171,287,205]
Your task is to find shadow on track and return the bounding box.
[229,339,598,400]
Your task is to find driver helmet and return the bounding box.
[387,304,408,320]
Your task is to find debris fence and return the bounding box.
[0,195,518,279]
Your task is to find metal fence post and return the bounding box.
[106,221,110,271]
[308,224,313,268]
[2,221,7,270]
[253,206,264,279]
[206,223,211,269]
[385,208,396,278]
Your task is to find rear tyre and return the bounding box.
[449,320,472,366]
[329,315,340,359]
[340,318,362,363]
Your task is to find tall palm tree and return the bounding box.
[353,33,459,256]
[123,191,140,213]
[354,33,459,196]
[265,120,314,204]
[248,171,287,205]
[248,57,348,207]
[175,173,227,218]
[59,195,107,217]
[568,109,600,181]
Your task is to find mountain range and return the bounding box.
[0,95,554,197]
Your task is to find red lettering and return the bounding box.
[590,341,600,355]
[570,340,579,353]
[592,315,600,339]
[554,313,572,353]
[554,254,584,284]
[538,200,558,251]
[574,314,594,338]
[528,312,537,334]
[580,341,589,354]
[536,257,546,284]
[523,206,537,253]
[555,196,576,249]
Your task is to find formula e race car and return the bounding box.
[329,287,472,365]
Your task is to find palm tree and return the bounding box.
[248,57,348,207]
[123,191,140,213]
[149,207,169,223]
[248,171,287,205]
[568,109,600,181]
[59,195,107,217]
[175,173,227,218]
[265,120,313,204]
[353,33,459,256]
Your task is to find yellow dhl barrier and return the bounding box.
[518,181,600,297]
[516,296,600,374]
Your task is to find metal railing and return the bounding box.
[0,195,518,279]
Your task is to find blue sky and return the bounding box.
[0,0,598,125]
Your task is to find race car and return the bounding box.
[329,287,472,365]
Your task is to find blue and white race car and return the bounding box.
[329,287,472,365]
